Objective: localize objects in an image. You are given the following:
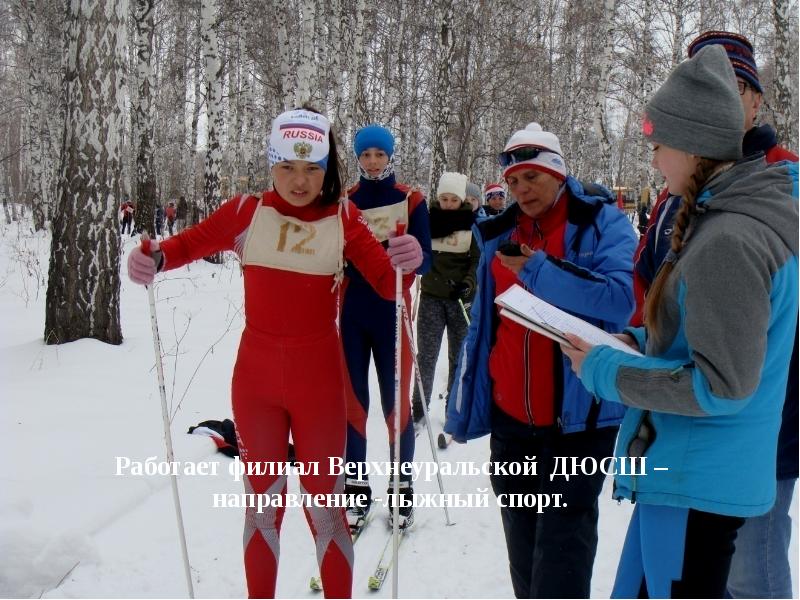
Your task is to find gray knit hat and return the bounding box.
[644,44,743,160]
[466,182,481,200]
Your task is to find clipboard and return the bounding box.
[498,307,578,350]
[494,284,643,356]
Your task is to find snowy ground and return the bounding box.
[1,213,797,599]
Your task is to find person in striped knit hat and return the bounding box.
[483,182,507,215]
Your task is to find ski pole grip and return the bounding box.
[395,222,407,236]
[140,237,152,257]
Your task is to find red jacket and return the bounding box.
[159,190,413,337]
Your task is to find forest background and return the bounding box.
[0,0,797,344]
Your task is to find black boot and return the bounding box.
[412,399,427,424]
[344,478,372,529]
[386,481,414,530]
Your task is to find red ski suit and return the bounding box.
[159,190,414,598]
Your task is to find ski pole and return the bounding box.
[457,298,471,326]
[401,305,454,526]
[141,237,195,599]
[391,222,406,600]
[411,275,421,322]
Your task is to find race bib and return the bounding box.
[432,229,472,253]
[359,200,409,242]
[242,205,341,275]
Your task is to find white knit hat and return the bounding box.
[437,172,468,201]
[501,122,566,181]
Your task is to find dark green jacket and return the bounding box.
[421,204,480,300]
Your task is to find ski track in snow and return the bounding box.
[1,217,797,598]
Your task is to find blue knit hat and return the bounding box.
[353,124,395,157]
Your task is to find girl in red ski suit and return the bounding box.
[127,108,421,599]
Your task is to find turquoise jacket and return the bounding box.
[581,158,799,517]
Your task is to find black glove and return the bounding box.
[449,281,472,301]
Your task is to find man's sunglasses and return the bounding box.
[486,192,505,201]
[498,147,544,167]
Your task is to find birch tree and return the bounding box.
[174,1,191,202]
[295,0,316,106]
[200,0,223,226]
[44,0,128,345]
[275,3,295,110]
[637,0,657,206]
[134,0,157,235]
[189,15,203,223]
[14,0,48,230]
[591,0,617,184]
[427,0,456,197]
[771,0,797,150]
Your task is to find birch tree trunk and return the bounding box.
[239,29,256,193]
[670,0,686,67]
[637,0,656,207]
[45,0,128,345]
[592,0,616,185]
[772,0,797,150]
[127,13,139,204]
[296,0,316,106]
[329,0,344,123]
[227,26,242,194]
[189,15,203,224]
[134,0,157,235]
[201,0,223,235]
[175,2,191,202]
[15,0,48,230]
[427,0,456,197]
[346,0,367,135]
[275,4,295,109]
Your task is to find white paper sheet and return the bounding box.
[495,284,643,356]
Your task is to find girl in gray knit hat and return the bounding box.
[562,44,798,598]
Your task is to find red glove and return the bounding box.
[127,235,161,285]
[387,232,422,272]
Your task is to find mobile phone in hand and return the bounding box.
[499,241,523,257]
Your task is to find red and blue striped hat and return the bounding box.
[687,30,762,94]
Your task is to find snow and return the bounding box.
[1,214,797,598]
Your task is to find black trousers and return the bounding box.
[489,409,618,598]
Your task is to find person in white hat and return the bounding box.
[413,171,480,426]
[444,122,637,598]
[126,107,423,599]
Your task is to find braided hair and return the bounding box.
[644,158,726,345]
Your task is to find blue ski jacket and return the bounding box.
[445,177,638,440]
